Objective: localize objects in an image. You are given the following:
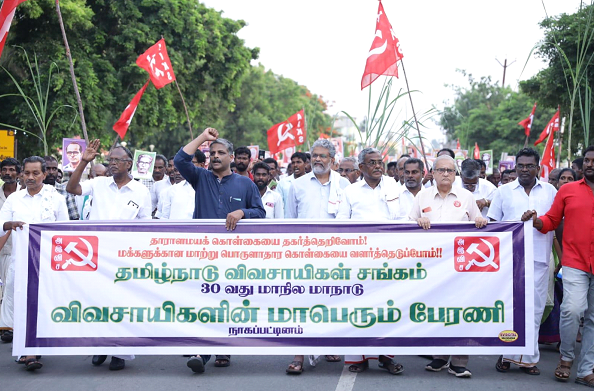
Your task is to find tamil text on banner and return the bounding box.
[13,220,534,356]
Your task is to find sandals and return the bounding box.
[519,366,540,375]
[576,374,594,387]
[555,358,572,381]
[348,361,369,373]
[214,356,230,367]
[325,355,341,362]
[378,359,404,375]
[286,360,304,374]
[495,356,510,373]
[25,357,43,371]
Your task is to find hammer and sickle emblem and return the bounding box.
[61,238,96,269]
[465,239,498,270]
[277,122,295,146]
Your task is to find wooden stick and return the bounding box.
[55,0,89,145]
[400,60,430,172]
[175,80,193,139]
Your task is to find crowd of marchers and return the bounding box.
[0,127,592,386]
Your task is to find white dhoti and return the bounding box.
[0,253,10,306]
[0,261,14,330]
[503,261,549,366]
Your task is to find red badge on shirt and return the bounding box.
[453,201,461,207]
[454,236,500,272]
[51,236,99,272]
[422,206,432,213]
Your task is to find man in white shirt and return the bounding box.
[252,162,283,219]
[0,156,69,371]
[456,159,497,218]
[337,148,401,221]
[277,152,308,211]
[337,147,404,375]
[337,156,360,184]
[488,148,557,375]
[410,155,487,378]
[66,140,151,370]
[284,139,349,374]
[397,158,426,218]
[285,140,350,219]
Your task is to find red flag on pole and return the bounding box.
[539,127,556,181]
[267,110,306,154]
[361,1,404,90]
[518,102,537,137]
[136,38,176,89]
[534,108,560,146]
[473,142,480,159]
[0,0,27,60]
[113,81,150,139]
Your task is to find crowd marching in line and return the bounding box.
[0,127,593,386]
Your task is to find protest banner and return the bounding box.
[13,220,533,356]
[481,150,493,175]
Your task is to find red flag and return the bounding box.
[136,39,176,89]
[473,142,480,159]
[539,127,556,181]
[534,109,560,146]
[113,81,150,139]
[0,0,27,59]
[518,102,537,137]
[267,110,306,154]
[361,1,404,90]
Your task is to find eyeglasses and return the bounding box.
[435,168,456,174]
[337,168,357,174]
[516,164,538,170]
[107,158,132,164]
[66,151,80,155]
[363,160,383,167]
[311,153,329,159]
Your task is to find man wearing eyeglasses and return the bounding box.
[66,139,151,370]
[63,142,83,172]
[488,148,557,376]
[337,156,360,184]
[409,154,487,379]
[456,159,497,218]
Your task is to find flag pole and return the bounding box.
[55,0,89,145]
[399,60,429,171]
[174,80,193,140]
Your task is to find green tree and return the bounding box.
[440,71,556,160]
[0,0,257,158]
[520,2,594,157]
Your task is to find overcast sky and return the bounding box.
[201,0,580,144]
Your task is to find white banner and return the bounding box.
[13,220,534,356]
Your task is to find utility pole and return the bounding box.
[496,58,516,88]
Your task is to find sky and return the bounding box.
[201,0,581,146]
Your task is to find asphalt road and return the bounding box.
[0,341,587,391]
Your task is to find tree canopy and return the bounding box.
[440,71,556,160]
[0,0,330,158]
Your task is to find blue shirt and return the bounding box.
[174,148,266,219]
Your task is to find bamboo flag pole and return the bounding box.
[399,59,430,172]
[55,0,89,145]
[175,79,193,140]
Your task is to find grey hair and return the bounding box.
[342,156,359,166]
[211,138,234,155]
[311,139,336,158]
[358,147,381,164]
[460,159,480,179]
[434,155,456,170]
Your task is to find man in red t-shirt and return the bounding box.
[523,145,594,386]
